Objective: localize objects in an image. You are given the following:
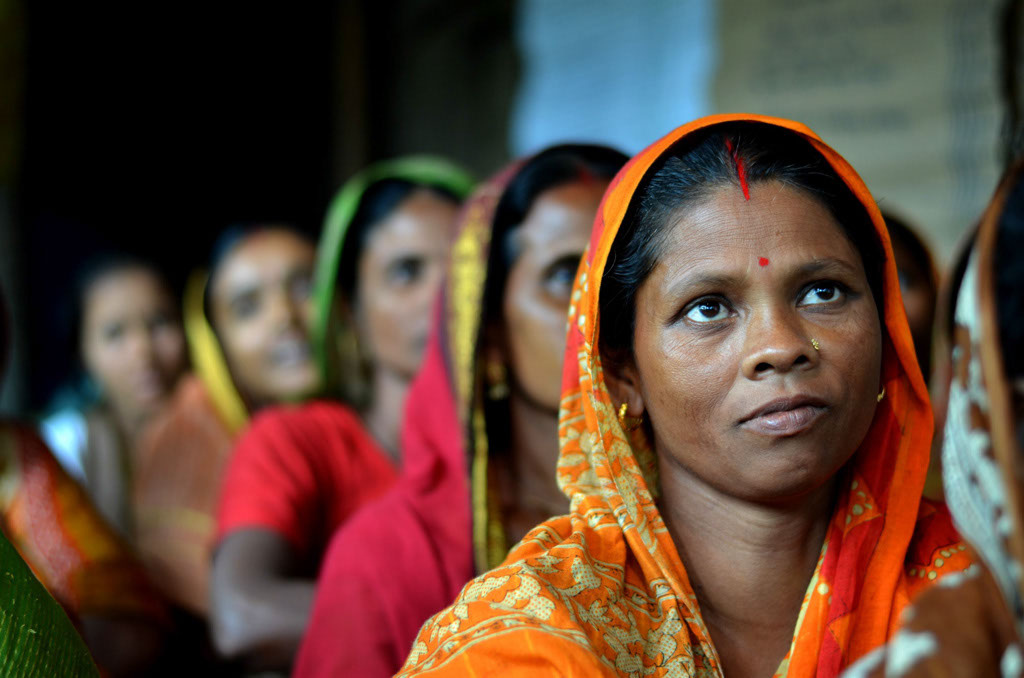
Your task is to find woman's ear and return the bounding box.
[602,354,645,416]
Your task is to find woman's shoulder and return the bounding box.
[237,399,366,453]
[233,399,384,474]
[399,514,680,677]
[137,375,233,458]
[245,398,361,434]
[399,515,591,675]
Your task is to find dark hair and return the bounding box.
[883,212,936,288]
[337,179,462,301]
[996,168,1024,378]
[599,122,885,368]
[483,144,629,327]
[882,211,937,377]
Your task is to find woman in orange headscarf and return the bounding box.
[397,115,970,677]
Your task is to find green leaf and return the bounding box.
[0,529,99,677]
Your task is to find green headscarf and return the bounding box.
[312,156,475,404]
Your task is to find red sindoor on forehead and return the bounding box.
[758,257,770,267]
[724,138,751,201]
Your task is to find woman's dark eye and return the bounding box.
[102,322,126,342]
[231,294,260,320]
[543,256,580,298]
[684,298,731,323]
[799,282,845,306]
[387,257,423,286]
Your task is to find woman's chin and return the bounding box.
[265,366,320,399]
[716,451,847,505]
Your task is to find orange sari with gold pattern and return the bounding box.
[397,115,970,677]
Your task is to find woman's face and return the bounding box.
[81,267,186,421]
[355,189,459,381]
[209,229,318,406]
[617,181,883,504]
[501,181,608,411]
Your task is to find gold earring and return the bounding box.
[618,403,643,431]
[486,361,509,400]
[811,338,820,352]
[876,386,886,403]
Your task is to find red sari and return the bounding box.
[215,400,398,566]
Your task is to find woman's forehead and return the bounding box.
[516,183,605,248]
[214,233,314,294]
[650,183,861,282]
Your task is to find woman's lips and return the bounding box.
[739,396,829,437]
[270,338,312,368]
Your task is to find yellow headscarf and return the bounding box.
[182,271,247,434]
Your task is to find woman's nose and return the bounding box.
[126,324,156,362]
[740,308,817,379]
[268,289,301,330]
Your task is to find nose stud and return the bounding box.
[810,338,820,352]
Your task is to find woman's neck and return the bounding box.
[362,368,409,465]
[658,458,835,678]
[107,400,149,448]
[502,392,566,544]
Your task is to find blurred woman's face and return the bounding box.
[615,181,883,504]
[355,189,459,381]
[892,239,936,377]
[209,229,318,407]
[501,181,608,411]
[81,267,186,422]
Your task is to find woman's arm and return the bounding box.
[209,528,315,670]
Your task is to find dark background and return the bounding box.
[6,1,1018,414]
[16,1,517,410]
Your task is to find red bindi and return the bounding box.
[758,257,770,267]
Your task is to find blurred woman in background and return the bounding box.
[40,256,187,535]
[2,285,168,677]
[294,144,628,678]
[132,225,318,627]
[883,212,939,382]
[209,157,473,671]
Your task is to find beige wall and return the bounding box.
[714,0,1015,261]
